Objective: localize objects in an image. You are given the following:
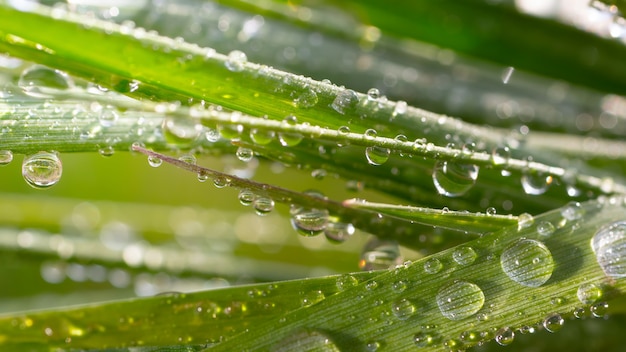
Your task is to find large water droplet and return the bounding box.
[253,196,275,216]
[452,247,477,266]
[543,313,564,332]
[359,238,402,270]
[238,189,255,206]
[500,239,554,287]
[22,151,62,189]
[424,258,443,274]
[250,128,275,145]
[577,283,603,304]
[521,173,552,195]
[289,191,329,237]
[324,220,355,243]
[590,301,609,318]
[436,281,485,320]
[336,274,358,291]
[294,88,318,109]
[432,160,479,197]
[236,147,254,162]
[591,221,626,278]
[163,118,203,144]
[18,65,74,98]
[0,150,13,165]
[331,89,358,115]
[391,298,416,320]
[495,327,515,346]
[537,221,556,237]
[225,50,247,72]
[147,155,162,167]
[278,115,303,147]
[273,329,340,352]
[365,146,390,166]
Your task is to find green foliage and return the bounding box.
[0,0,625,351]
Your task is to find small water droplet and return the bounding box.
[436,281,485,320]
[250,128,275,145]
[391,298,416,320]
[294,88,318,109]
[213,175,230,188]
[98,146,114,157]
[543,313,564,332]
[392,100,407,117]
[364,129,377,139]
[197,171,209,182]
[365,341,381,351]
[273,329,340,352]
[495,327,514,346]
[391,280,407,293]
[99,108,119,127]
[278,115,303,147]
[0,150,14,165]
[147,155,162,167]
[413,332,437,347]
[205,128,221,142]
[486,207,497,216]
[365,281,379,291]
[518,213,535,230]
[591,220,626,278]
[432,160,479,197]
[178,154,197,165]
[537,221,555,237]
[289,191,329,237]
[424,258,443,274]
[367,88,380,101]
[301,290,325,307]
[359,238,402,270]
[22,151,62,188]
[521,173,552,195]
[336,274,358,291]
[365,146,390,165]
[163,118,203,144]
[500,239,554,287]
[18,64,74,98]
[590,301,609,318]
[491,146,511,166]
[331,89,358,114]
[577,283,603,304]
[452,247,477,266]
[238,189,256,206]
[324,220,355,243]
[236,147,254,162]
[561,201,584,221]
[253,196,274,216]
[573,307,585,319]
[225,50,247,72]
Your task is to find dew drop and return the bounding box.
[294,88,318,109]
[391,280,407,293]
[213,175,230,188]
[365,146,390,166]
[590,301,609,318]
[364,129,377,139]
[424,258,443,274]
[205,128,221,142]
[561,201,584,221]
[436,281,485,321]
[273,329,340,352]
[99,108,119,127]
[331,89,358,115]
[225,50,247,72]
[163,118,203,144]
[250,128,275,145]
[367,88,380,101]
[543,313,564,333]
[236,147,254,162]
[365,341,381,351]
[301,290,325,307]
[591,220,626,278]
[324,220,355,243]
[577,283,603,304]
[491,146,510,166]
[537,221,556,237]
[432,160,479,197]
[0,150,13,165]
[486,207,497,216]
[358,238,402,270]
[253,196,275,216]
[197,171,209,183]
[18,64,74,98]
[147,155,162,168]
[452,247,477,266]
[336,274,358,291]
[521,173,552,195]
[495,327,514,346]
[178,154,197,165]
[289,191,329,237]
[238,189,256,206]
[278,115,303,147]
[392,100,407,117]
[500,239,554,287]
[517,213,535,230]
[22,151,62,189]
[413,332,436,347]
[391,298,416,320]
[98,146,114,157]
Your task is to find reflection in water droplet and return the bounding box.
[543,313,564,333]
[391,298,416,320]
[590,301,609,318]
[591,221,626,278]
[331,89,358,114]
[22,151,63,189]
[250,128,275,145]
[301,290,325,307]
[436,281,485,320]
[365,341,381,352]
[432,160,479,197]
[213,176,230,188]
[491,146,510,166]
[359,238,402,270]
[500,239,554,287]
[365,146,390,165]
[278,115,303,147]
[495,327,514,346]
[18,64,74,98]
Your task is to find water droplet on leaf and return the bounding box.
[236,147,254,162]
[22,151,62,189]
[495,327,514,346]
[391,298,416,320]
[225,50,247,72]
[543,313,564,332]
[324,220,355,243]
[253,196,275,216]
[424,258,443,274]
[577,283,603,304]
[436,281,485,320]
[591,220,626,278]
[18,65,74,98]
[500,239,554,287]
[452,247,477,266]
[359,238,401,270]
[238,189,255,206]
[0,150,13,165]
[289,191,329,237]
[521,173,552,195]
[365,146,390,165]
[432,160,479,197]
[147,155,162,167]
[331,89,358,114]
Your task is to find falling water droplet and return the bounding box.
[543,313,564,333]
[500,239,554,287]
[18,65,74,98]
[331,89,358,114]
[359,238,402,270]
[391,298,416,320]
[424,258,443,274]
[278,115,303,147]
[253,196,275,216]
[238,189,256,206]
[147,155,162,167]
[436,281,485,320]
[591,221,626,278]
[495,327,515,346]
[0,150,13,165]
[324,220,355,243]
[22,151,62,189]
[432,160,479,197]
[365,146,390,165]
[577,283,603,304]
[289,191,329,237]
[521,173,552,195]
[452,247,477,266]
[236,147,254,162]
[294,88,318,109]
[225,50,247,72]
